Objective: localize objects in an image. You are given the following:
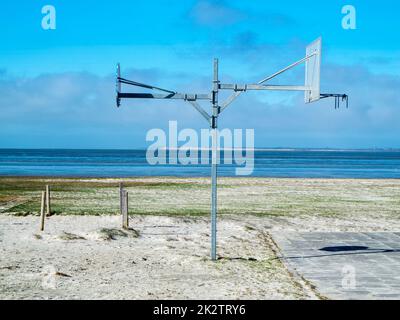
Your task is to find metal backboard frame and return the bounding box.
[305,37,322,103]
[115,37,348,261]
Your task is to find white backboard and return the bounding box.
[304,38,321,103]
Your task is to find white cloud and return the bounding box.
[189,1,244,26]
[0,62,399,148]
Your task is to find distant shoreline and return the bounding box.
[1,148,400,152]
[1,149,399,179]
[0,176,399,181]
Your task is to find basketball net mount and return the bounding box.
[115,37,348,261]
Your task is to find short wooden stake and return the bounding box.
[40,191,46,231]
[46,185,51,216]
[121,190,129,230]
[119,182,123,216]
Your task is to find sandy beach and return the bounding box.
[1,177,400,299]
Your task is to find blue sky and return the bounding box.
[0,0,399,148]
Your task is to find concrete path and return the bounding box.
[272,232,400,300]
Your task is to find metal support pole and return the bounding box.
[116,46,348,261]
[211,58,219,261]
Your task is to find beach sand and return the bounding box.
[0,177,399,299]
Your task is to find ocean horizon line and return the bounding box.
[1,147,400,152]
[1,148,399,179]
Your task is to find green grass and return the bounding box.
[1,177,400,218]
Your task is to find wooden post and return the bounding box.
[122,190,129,229]
[124,190,129,229]
[40,191,46,231]
[119,182,123,217]
[46,185,51,217]
[119,182,129,229]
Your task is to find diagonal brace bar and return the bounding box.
[220,91,242,112]
[187,100,212,124]
[258,52,317,85]
[220,54,317,113]
[118,77,176,94]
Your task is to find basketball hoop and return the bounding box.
[115,37,348,260]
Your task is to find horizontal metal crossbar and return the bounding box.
[118,92,211,100]
[219,84,311,91]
